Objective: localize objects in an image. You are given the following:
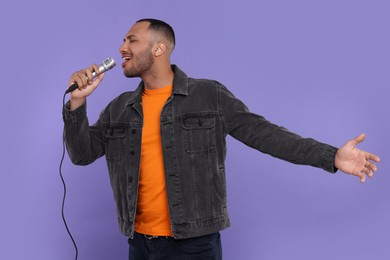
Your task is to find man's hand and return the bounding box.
[335,134,381,183]
[68,64,105,111]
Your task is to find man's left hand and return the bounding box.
[335,133,381,183]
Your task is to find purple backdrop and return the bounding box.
[1,0,389,259]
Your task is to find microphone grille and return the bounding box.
[102,57,116,71]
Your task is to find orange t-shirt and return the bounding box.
[134,85,173,236]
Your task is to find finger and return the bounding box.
[361,166,372,176]
[70,75,83,90]
[91,63,100,74]
[75,73,88,89]
[363,168,373,178]
[365,161,378,172]
[87,64,100,84]
[358,173,366,183]
[85,67,95,85]
[95,72,105,82]
[69,73,81,87]
[366,152,381,163]
[347,170,365,183]
[68,80,76,88]
[349,133,366,147]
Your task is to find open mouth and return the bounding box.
[121,55,132,67]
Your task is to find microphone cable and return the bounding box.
[59,58,115,259]
[60,92,79,260]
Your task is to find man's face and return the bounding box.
[119,22,155,78]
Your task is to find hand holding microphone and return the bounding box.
[67,57,116,110]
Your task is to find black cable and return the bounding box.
[60,93,78,260]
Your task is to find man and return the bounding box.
[63,18,380,260]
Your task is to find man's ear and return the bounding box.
[154,42,166,57]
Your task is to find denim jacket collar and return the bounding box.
[125,65,188,107]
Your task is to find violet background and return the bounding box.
[1,0,389,259]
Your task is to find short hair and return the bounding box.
[136,18,176,49]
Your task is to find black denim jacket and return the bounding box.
[63,65,338,239]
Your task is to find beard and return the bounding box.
[123,46,154,78]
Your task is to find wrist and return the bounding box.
[70,97,86,111]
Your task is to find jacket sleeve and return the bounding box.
[218,84,338,173]
[62,102,105,165]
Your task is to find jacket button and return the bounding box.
[131,129,136,134]
[130,151,135,155]
[129,176,133,183]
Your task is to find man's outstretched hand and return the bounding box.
[335,134,381,183]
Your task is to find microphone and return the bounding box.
[65,57,116,94]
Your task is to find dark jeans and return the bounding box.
[128,232,222,260]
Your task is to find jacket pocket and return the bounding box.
[181,115,216,155]
[104,126,128,160]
